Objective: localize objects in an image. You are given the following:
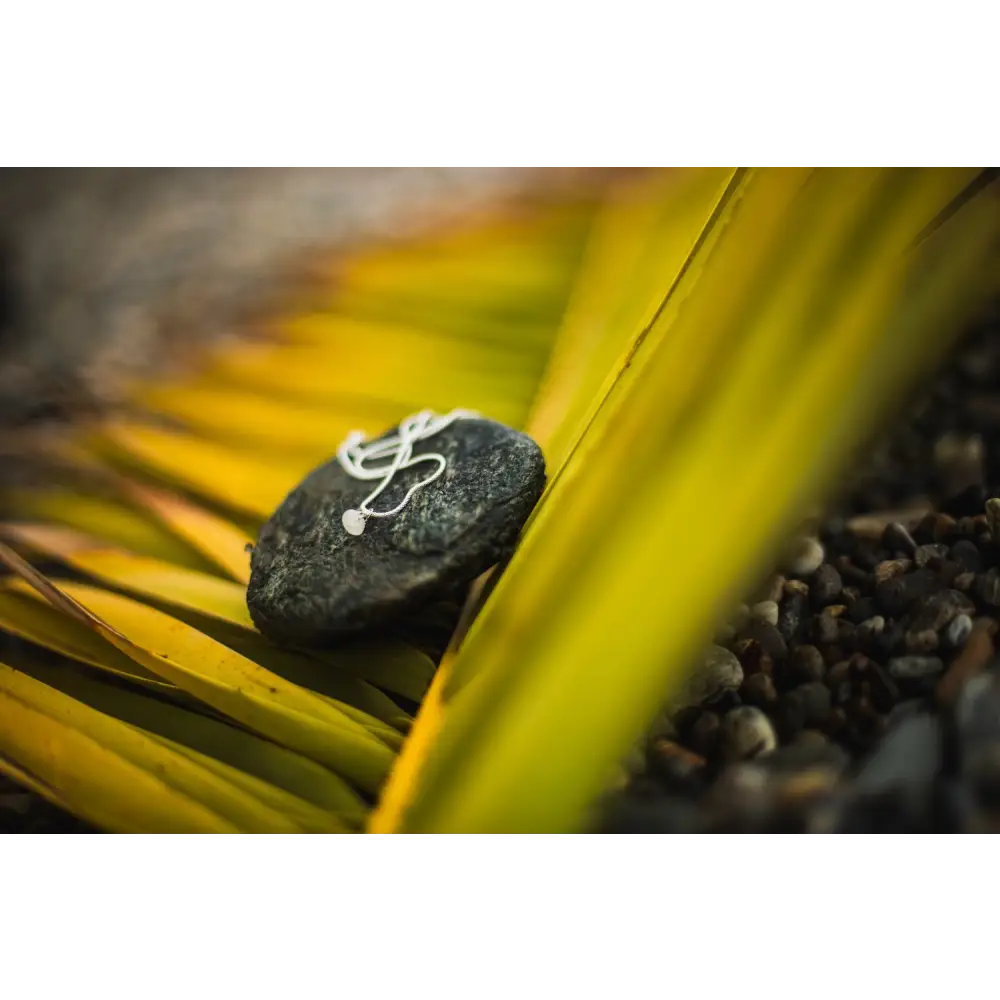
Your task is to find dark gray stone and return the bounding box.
[247,417,546,643]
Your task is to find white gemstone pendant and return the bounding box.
[342,509,367,536]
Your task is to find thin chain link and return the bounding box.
[336,408,478,535]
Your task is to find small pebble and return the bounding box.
[777,591,808,642]
[740,672,778,708]
[975,568,1000,606]
[785,644,826,684]
[888,655,945,680]
[949,539,983,573]
[794,681,832,728]
[857,615,886,638]
[721,707,778,761]
[812,612,840,645]
[738,620,787,661]
[750,600,779,626]
[675,644,744,709]
[944,613,974,650]
[904,629,940,654]
[810,563,843,607]
[733,638,773,676]
[785,536,825,576]
[783,579,810,599]
[986,497,1000,541]
[874,558,912,584]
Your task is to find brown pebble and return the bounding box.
[783,579,810,599]
[913,512,956,544]
[740,672,778,708]
[936,621,997,708]
[874,558,912,584]
[734,638,773,676]
[813,612,839,645]
[787,644,826,684]
[931,513,959,542]
[904,629,940,654]
[739,620,788,661]
[857,615,886,638]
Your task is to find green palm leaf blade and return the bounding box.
[374,168,1000,833]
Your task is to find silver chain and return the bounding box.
[336,408,478,536]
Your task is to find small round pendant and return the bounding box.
[342,509,366,536]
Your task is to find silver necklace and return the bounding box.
[336,408,478,536]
